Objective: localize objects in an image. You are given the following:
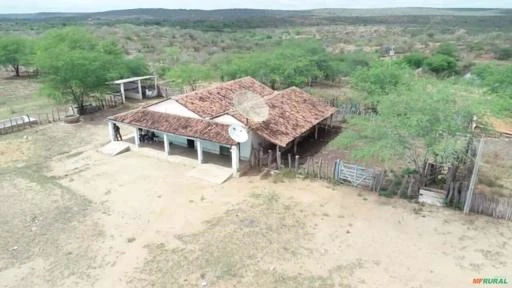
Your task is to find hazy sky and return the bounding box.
[2,0,511,13]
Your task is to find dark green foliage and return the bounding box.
[402,52,427,69]
[351,61,410,105]
[424,54,458,76]
[472,64,512,115]
[34,27,148,114]
[165,63,215,90]
[219,39,341,89]
[435,43,458,58]
[0,36,34,76]
[493,47,512,60]
[329,51,376,77]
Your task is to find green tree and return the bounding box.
[0,36,34,77]
[351,61,410,106]
[402,52,427,69]
[220,39,336,89]
[332,79,477,192]
[424,54,458,76]
[34,27,148,114]
[165,63,215,91]
[435,43,458,59]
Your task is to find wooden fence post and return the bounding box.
[333,160,338,181]
[295,155,299,172]
[318,159,323,179]
[276,147,281,169]
[464,138,485,214]
[259,149,263,168]
[268,149,272,168]
[288,154,292,169]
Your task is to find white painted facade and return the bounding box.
[147,99,201,118]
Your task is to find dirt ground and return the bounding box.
[478,137,512,198]
[0,72,55,120]
[1,113,512,288]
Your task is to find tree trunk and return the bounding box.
[13,64,20,77]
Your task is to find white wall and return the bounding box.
[125,90,142,100]
[167,134,188,147]
[166,134,220,155]
[148,99,201,119]
[212,114,245,126]
[199,139,220,154]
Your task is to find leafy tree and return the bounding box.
[424,54,458,76]
[351,61,411,106]
[34,27,148,114]
[435,43,458,59]
[0,36,34,77]
[165,63,215,91]
[402,52,427,69]
[332,79,477,192]
[328,51,376,78]
[220,39,337,89]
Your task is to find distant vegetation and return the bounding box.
[0,7,511,195]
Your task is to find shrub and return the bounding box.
[494,47,512,60]
[435,43,458,59]
[424,54,458,76]
[402,52,427,69]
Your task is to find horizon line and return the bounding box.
[2,6,509,15]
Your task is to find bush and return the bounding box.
[424,54,458,76]
[494,47,512,60]
[352,61,410,104]
[435,43,458,59]
[402,52,427,69]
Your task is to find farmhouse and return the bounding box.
[107,77,337,176]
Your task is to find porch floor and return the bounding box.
[121,135,249,171]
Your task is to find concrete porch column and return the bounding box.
[108,122,115,142]
[120,83,126,103]
[164,134,170,156]
[137,80,143,100]
[231,145,240,177]
[196,140,203,164]
[134,128,140,147]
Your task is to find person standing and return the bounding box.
[113,123,122,141]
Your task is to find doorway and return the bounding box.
[187,139,195,149]
[220,146,231,156]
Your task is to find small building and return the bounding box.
[110,76,158,103]
[107,77,337,176]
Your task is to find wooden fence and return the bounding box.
[252,147,383,192]
[0,97,122,136]
[470,193,512,221]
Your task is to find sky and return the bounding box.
[2,0,511,13]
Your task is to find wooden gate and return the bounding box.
[333,160,375,188]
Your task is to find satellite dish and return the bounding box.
[233,90,269,123]
[228,125,249,143]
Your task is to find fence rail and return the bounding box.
[0,96,122,136]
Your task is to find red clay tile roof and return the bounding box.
[242,87,338,147]
[175,77,274,118]
[109,109,236,145]
[110,78,337,147]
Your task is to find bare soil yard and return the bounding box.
[0,110,511,288]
